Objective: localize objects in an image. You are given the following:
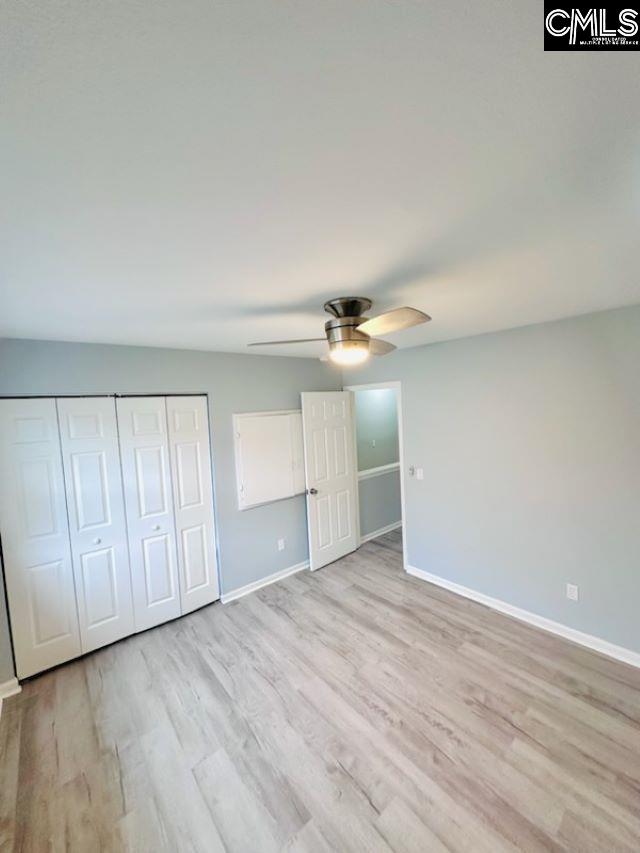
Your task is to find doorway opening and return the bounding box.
[344,381,406,571]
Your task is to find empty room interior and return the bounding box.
[1,2,639,851]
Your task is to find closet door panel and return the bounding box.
[57,397,134,652]
[167,396,219,613]
[0,399,81,678]
[117,397,181,631]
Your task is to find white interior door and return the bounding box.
[57,397,135,653]
[301,391,359,570]
[0,398,81,677]
[166,396,219,613]
[116,397,181,631]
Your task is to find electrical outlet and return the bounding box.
[277,538,285,551]
[416,468,424,480]
[566,583,579,601]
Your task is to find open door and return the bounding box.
[301,392,359,571]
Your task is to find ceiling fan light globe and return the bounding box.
[328,340,369,366]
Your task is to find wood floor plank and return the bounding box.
[375,796,450,853]
[192,747,281,853]
[1,529,639,852]
[0,700,21,853]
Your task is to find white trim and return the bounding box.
[344,381,407,573]
[0,678,21,718]
[344,382,400,392]
[358,461,400,481]
[233,408,301,419]
[407,565,640,669]
[360,520,402,545]
[0,677,20,699]
[221,560,309,603]
[349,392,362,552]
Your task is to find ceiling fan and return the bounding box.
[248,297,431,366]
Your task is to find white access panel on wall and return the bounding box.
[0,399,81,678]
[57,397,135,653]
[116,397,182,632]
[233,410,306,510]
[166,396,219,613]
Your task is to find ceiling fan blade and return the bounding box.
[369,339,397,356]
[247,338,326,347]
[357,307,431,337]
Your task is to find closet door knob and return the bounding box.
[152,524,161,531]
[93,537,102,545]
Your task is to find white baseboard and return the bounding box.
[407,565,640,670]
[0,677,20,699]
[0,677,21,718]
[221,560,309,604]
[360,521,402,545]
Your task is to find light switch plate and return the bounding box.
[416,468,424,480]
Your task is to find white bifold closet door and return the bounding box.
[0,399,81,678]
[166,396,219,613]
[116,397,182,632]
[0,394,219,678]
[57,397,135,653]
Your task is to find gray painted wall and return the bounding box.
[358,471,401,539]
[353,388,402,538]
[354,388,399,470]
[0,338,341,680]
[349,305,640,655]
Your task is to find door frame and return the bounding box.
[342,381,407,574]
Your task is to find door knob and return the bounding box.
[152,524,161,531]
[307,488,318,495]
[93,537,102,545]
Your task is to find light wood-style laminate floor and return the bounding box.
[1,530,639,852]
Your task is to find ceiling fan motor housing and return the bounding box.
[324,315,369,346]
[323,297,372,350]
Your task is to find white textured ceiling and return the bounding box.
[2,1,639,357]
